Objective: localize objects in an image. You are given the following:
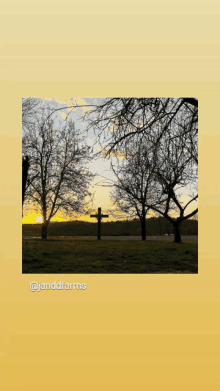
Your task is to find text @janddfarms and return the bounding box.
[30,281,87,292]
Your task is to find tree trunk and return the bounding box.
[42,222,48,239]
[22,156,29,210]
[173,221,182,243]
[141,215,146,241]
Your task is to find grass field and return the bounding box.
[22,238,198,274]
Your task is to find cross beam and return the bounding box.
[90,207,109,240]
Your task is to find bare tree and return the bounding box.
[83,98,198,159]
[22,98,41,131]
[111,134,197,243]
[83,97,198,243]
[109,141,168,240]
[144,122,198,243]
[22,111,94,239]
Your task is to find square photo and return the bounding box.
[22,98,198,274]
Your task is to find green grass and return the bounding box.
[22,238,198,274]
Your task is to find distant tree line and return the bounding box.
[22,217,198,237]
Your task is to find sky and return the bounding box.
[22,97,198,224]
[22,97,116,224]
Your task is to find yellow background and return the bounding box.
[0,1,219,390]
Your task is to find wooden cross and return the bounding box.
[90,207,109,240]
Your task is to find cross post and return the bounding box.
[90,207,109,240]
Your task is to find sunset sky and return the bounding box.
[22,98,198,224]
[22,97,116,224]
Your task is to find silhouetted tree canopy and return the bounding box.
[22,108,94,239]
[83,98,198,162]
[84,97,198,243]
[109,141,168,240]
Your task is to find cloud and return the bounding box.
[53,98,73,108]
[59,112,67,119]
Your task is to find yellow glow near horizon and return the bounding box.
[22,212,77,224]
[22,180,197,225]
